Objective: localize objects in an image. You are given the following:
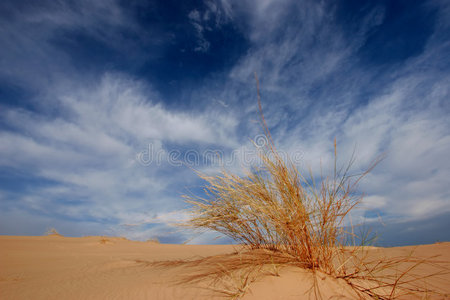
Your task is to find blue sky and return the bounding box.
[0,0,449,245]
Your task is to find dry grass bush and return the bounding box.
[146,238,160,243]
[172,75,448,299]
[45,227,62,236]
[185,136,374,274]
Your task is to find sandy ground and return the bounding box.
[0,235,449,299]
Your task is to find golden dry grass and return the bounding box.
[177,74,448,299]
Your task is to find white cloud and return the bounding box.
[187,0,234,52]
[188,9,201,22]
[188,9,210,52]
[0,72,239,240]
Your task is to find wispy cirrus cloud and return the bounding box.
[0,72,238,241]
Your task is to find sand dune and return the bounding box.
[0,235,449,299]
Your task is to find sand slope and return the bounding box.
[1,235,449,299]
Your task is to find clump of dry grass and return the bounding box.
[146,238,160,244]
[183,137,382,297]
[99,237,112,244]
[185,74,376,275]
[185,139,371,274]
[45,227,62,236]
[180,74,448,299]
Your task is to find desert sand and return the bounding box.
[0,235,449,299]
